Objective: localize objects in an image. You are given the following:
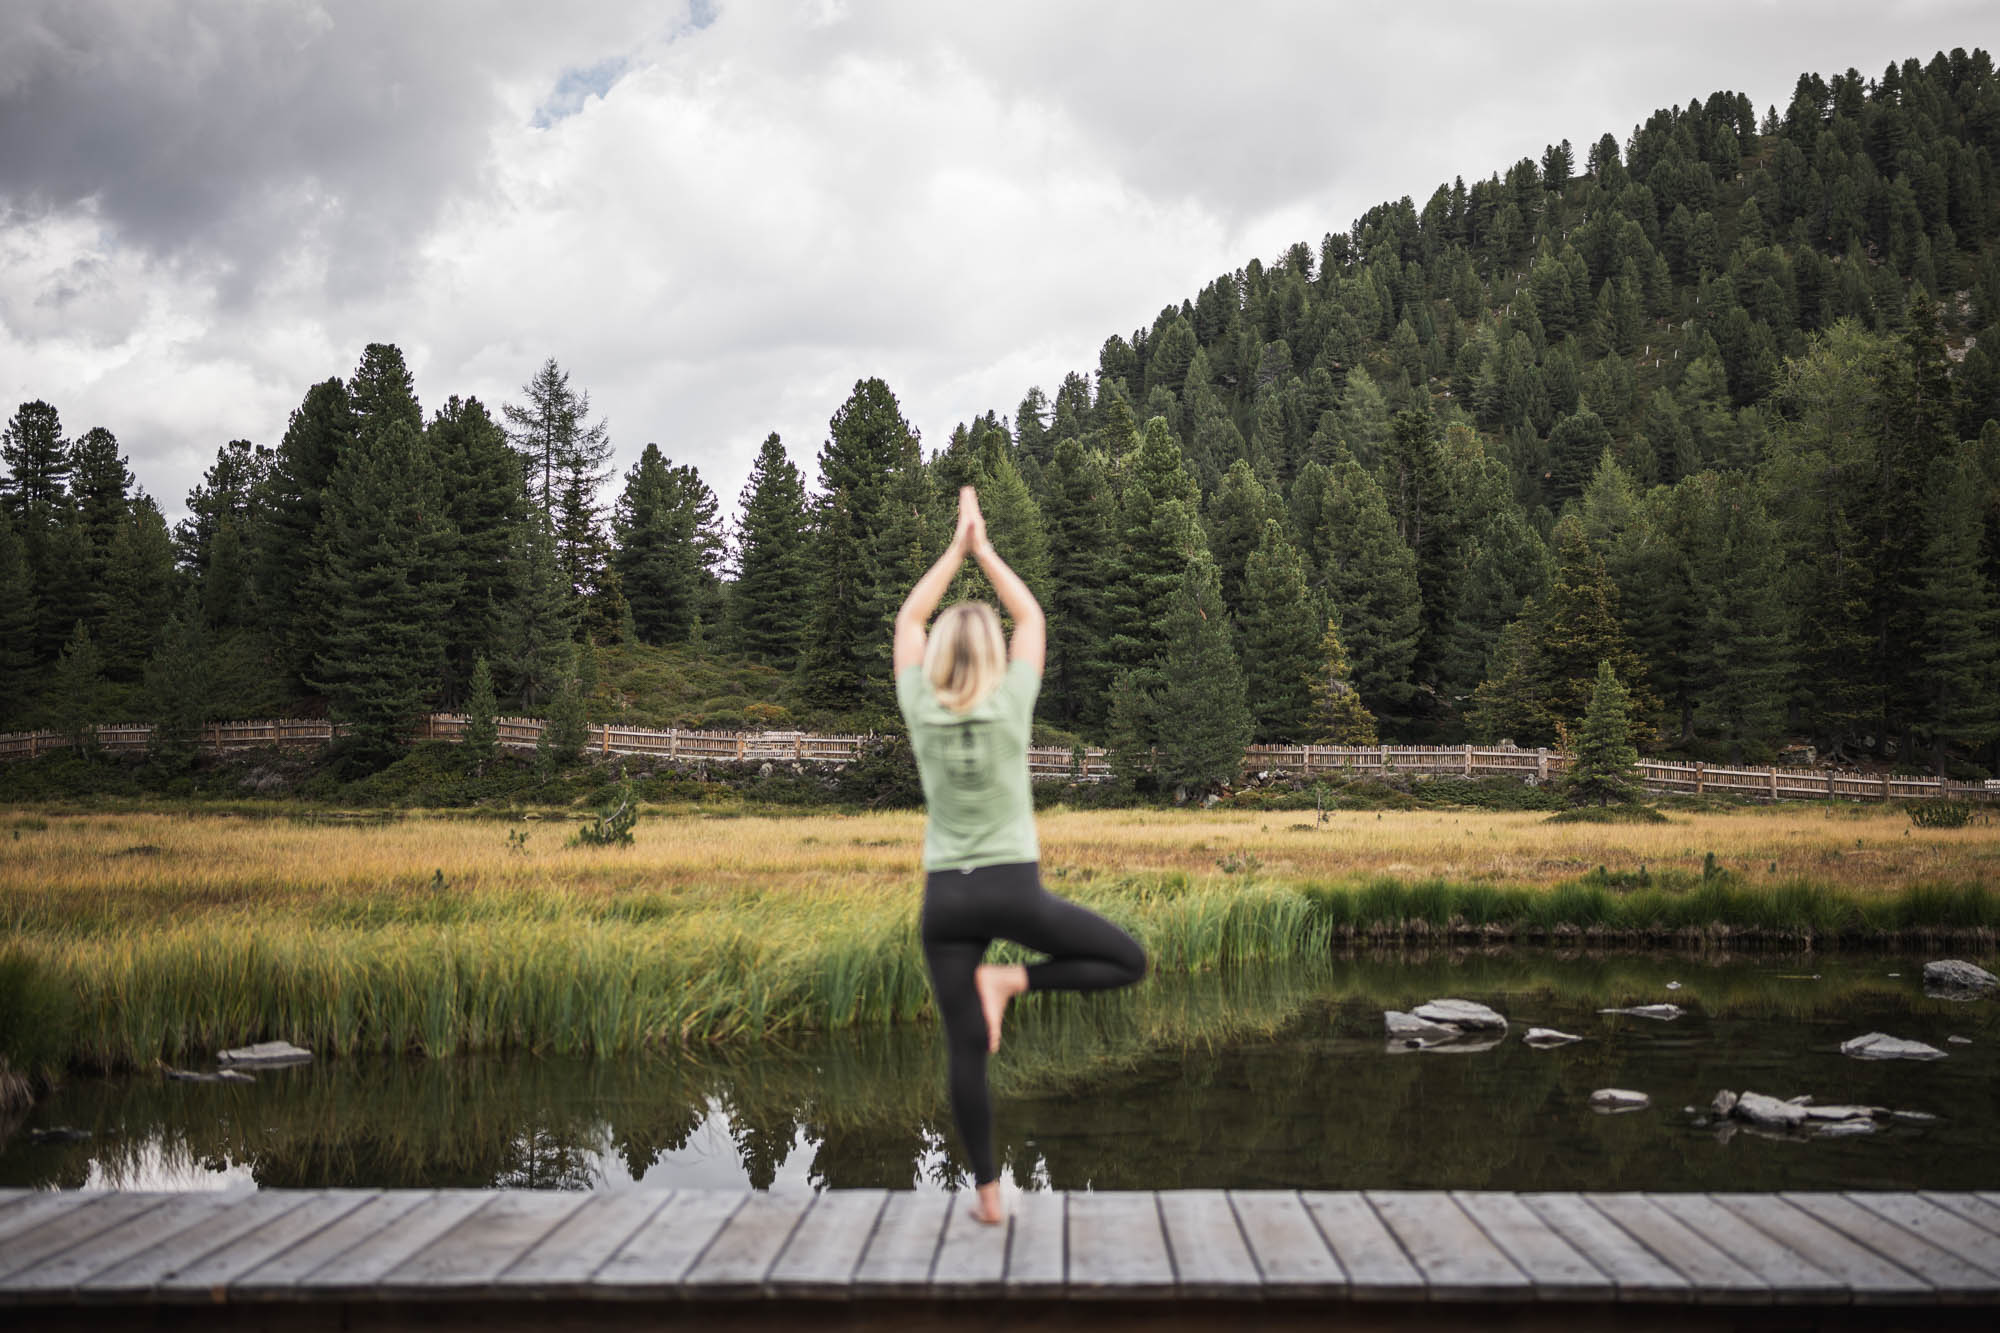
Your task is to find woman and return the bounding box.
[894,485,1147,1225]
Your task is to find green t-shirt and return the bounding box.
[896,658,1041,871]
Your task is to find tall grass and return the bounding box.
[2,808,1995,1075]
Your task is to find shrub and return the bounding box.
[572,779,638,846]
[1908,799,1975,829]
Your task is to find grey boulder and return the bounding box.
[1589,1088,1651,1113]
[1412,998,1508,1030]
[1597,1003,1685,1020]
[218,1040,313,1067]
[1923,960,1998,995]
[1523,1027,1583,1047]
[1732,1091,1810,1128]
[1840,1032,1947,1061]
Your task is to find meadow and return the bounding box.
[2,803,1996,1077]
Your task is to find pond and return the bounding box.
[3,950,1995,1194]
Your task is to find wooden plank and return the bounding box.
[1001,1188,1064,1298]
[159,1191,379,1300]
[1788,1194,1999,1301]
[1711,1194,1932,1304]
[592,1189,745,1298]
[78,1191,313,1299]
[497,1191,672,1294]
[1583,1194,1768,1304]
[288,1191,493,1296]
[1367,1190,1530,1301]
[1299,1190,1425,1300]
[1451,1191,1610,1301]
[1520,1193,1689,1302]
[765,1189,886,1300]
[1922,1192,2000,1238]
[1229,1191,1344,1298]
[1849,1194,2000,1280]
[1647,1193,1846,1304]
[230,1191,432,1296]
[0,1192,102,1252]
[1157,1189,1260,1298]
[850,1190,950,1297]
[0,1193,165,1283]
[1,1192,240,1299]
[378,1191,587,1297]
[929,1194,1010,1297]
[681,1191,813,1298]
[1067,1192,1172,1298]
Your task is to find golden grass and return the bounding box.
[2,804,1992,917]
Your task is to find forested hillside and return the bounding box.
[3,49,1998,782]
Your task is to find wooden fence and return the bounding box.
[0,717,1991,803]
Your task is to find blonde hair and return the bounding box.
[924,602,1007,713]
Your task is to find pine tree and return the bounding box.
[1382,406,1464,694]
[348,342,423,445]
[1915,452,2000,774]
[1237,520,1319,742]
[1291,454,1421,725]
[1687,475,1793,758]
[144,598,210,768]
[503,358,612,597]
[1205,460,1276,616]
[538,646,587,765]
[1038,438,1116,730]
[732,433,811,669]
[1152,555,1252,793]
[306,418,462,766]
[50,622,106,752]
[954,434,1050,609]
[1307,619,1378,744]
[1104,670,1158,788]
[68,426,133,581]
[866,432,940,690]
[429,395,529,702]
[1531,515,1658,739]
[499,514,578,711]
[0,400,69,524]
[0,509,33,727]
[462,655,499,765]
[254,376,355,689]
[175,439,269,577]
[95,497,180,685]
[1564,660,1641,806]
[613,443,724,644]
[1545,406,1614,503]
[1102,418,1203,683]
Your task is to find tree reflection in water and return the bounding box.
[5,951,1995,1194]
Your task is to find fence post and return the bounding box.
[601,724,610,756]
[1881,773,1891,801]
[1827,770,1836,798]
[1770,768,1779,801]
[1379,744,1389,773]
[1694,762,1704,795]
[1536,748,1548,782]
[1463,743,1473,777]
[737,734,747,759]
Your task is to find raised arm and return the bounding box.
[892,490,977,672]
[972,516,1046,673]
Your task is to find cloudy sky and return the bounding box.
[2,0,1994,528]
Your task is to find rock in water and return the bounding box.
[1890,1109,1939,1124]
[1384,1010,1463,1040]
[1412,998,1508,1030]
[1840,1032,1947,1061]
[1711,1089,1739,1118]
[1523,1028,1583,1047]
[1589,1088,1650,1113]
[1923,960,1998,995]
[1948,1036,1972,1045]
[1801,1103,1885,1121]
[1732,1091,1809,1128]
[217,1040,313,1067]
[1596,1003,1684,1020]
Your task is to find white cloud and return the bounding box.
[1,0,1995,522]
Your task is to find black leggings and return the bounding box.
[920,861,1147,1185]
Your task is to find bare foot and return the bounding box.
[969,1181,1006,1225]
[974,963,1028,1054]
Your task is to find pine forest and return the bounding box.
[5,50,2000,785]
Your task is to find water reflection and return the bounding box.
[4,951,1995,1194]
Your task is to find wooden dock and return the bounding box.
[3,1187,1999,1330]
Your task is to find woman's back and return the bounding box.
[897,658,1040,872]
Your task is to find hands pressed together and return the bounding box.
[952,485,990,559]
